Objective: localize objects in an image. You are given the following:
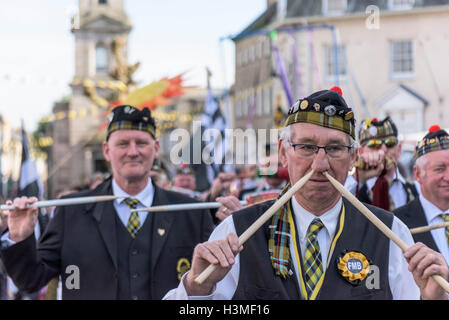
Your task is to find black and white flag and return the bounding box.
[192,88,232,190]
[18,124,43,199]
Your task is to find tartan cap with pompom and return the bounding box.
[284,86,356,139]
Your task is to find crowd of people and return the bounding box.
[0,87,448,300]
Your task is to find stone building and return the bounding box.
[233,0,449,137]
[48,0,132,196]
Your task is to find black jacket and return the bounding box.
[394,198,440,253]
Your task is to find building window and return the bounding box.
[249,45,255,63]
[322,0,347,15]
[390,40,414,78]
[95,44,109,74]
[263,86,271,115]
[263,37,271,57]
[256,88,263,116]
[235,98,242,117]
[236,51,242,67]
[242,48,248,66]
[389,0,415,10]
[324,45,347,81]
[256,41,262,60]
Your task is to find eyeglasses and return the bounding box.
[288,142,353,159]
[365,137,398,150]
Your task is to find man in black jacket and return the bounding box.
[0,105,214,300]
[394,125,449,265]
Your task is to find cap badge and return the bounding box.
[369,126,378,137]
[124,106,135,114]
[344,111,354,121]
[324,105,337,116]
[290,100,300,114]
[300,100,309,110]
[313,103,321,112]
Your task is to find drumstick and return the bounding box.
[0,195,120,212]
[410,222,449,235]
[194,169,314,285]
[132,201,247,213]
[323,171,449,293]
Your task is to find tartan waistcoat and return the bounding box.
[232,198,394,300]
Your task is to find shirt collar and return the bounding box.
[419,194,449,222]
[112,178,154,208]
[291,196,342,241]
[366,167,405,189]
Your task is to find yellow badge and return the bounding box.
[344,111,354,121]
[177,258,191,281]
[337,251,370,285]
[364,119,372,129]
[300,100,309,110]
[429,138,436,144]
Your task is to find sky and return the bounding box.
[0,0,267,131]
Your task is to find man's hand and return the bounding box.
[209,173,237,201]
[404,242,449,300]
[5,196,39,243]
[215,196,244,221]
[356,149,386,185]
[184,233,242,296]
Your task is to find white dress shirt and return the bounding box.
[419,194,449,265]
[163,196,420,300]
[112,178,155,227]
[345,169,409,209]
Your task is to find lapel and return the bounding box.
[91,178,118,271]
[405,199,440,252]
[150,184,175,274]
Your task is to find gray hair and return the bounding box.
[415,154,428,177]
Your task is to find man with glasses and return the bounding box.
[164,88,448,300]
[347,117,418,211]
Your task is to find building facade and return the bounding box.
[233,0,449,139]
[48,0,132,196]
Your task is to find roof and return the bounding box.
[233,0,449,40]
[399,84,429,106]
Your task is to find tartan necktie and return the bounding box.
[440,214,449,245]
[303,218,324,298]
[124,198,140,238]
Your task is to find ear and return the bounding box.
[278,140,288,168]
[153,139,160,159]
[349,147,357,171]
[103,141,111,162]
[413,164,421,184]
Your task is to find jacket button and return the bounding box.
[131,249,138,255]
[132,273,139,279]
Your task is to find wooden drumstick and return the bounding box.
[410,222,449,235]
[323,171,449,293]
[0,195,120,212]
[194,169,315,285]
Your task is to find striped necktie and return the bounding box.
[304,218,324,298]
[440,214,449,245]
[124,198,140,238]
